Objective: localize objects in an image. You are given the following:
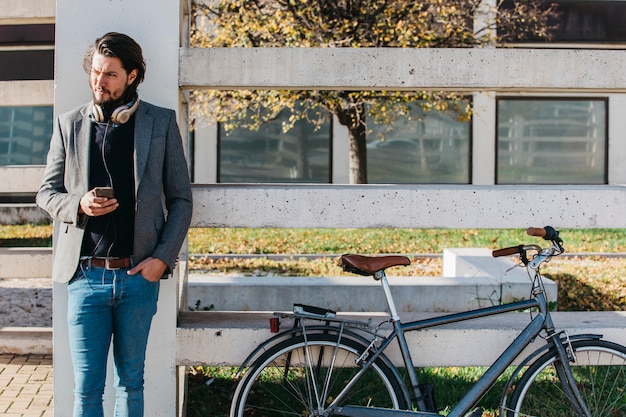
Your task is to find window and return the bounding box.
[0,106,54,166]
[0,50,54,81]
[0,24,55,81]
[218,110,332,183]
[501,1,626,44]
[367,103,471,184]
[0,24,55,46]
[496,98,607,184]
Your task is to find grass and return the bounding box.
[0,224,52,247]
[3,225,625,416]
[5,225,626,253]
[2,225,625,311]
[187,227,626,254]
[189,227,626,312]
[185,364,514,417]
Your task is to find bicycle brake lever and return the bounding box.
[504,263,522,275]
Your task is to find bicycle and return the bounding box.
[229,226,626,417]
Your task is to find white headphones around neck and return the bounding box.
[92,97,140,125]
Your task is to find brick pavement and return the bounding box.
[0,354,53,417]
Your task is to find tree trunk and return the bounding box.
[336,106,368,184]
[347,122,368,184]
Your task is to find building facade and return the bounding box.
[1,1,626,194]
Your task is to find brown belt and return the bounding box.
[81,257,132,270]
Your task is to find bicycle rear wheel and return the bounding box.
[230,332,408,417]
[506,339,626,416]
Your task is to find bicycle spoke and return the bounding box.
[231,334,406,417]
[507,340,626,417]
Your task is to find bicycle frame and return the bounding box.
[330,266,591,417]
[327,272,548,416]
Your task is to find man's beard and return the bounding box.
[94,86,134,112]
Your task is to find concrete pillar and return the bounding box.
[332,115,351,184]
[192,120,218,183]
[608,94,626,185]
[54,1,181,416]
[472,91,496,185]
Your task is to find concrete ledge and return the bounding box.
[0,247,52,279]
[0,0,55,24]
[0,327,52,354]
[187,274,551,313]
[176,311,626,367]
[190,184,626,229]
[180,48,626,92]
[0,204,50,225]
[5,183,626,228]
[3,311,625,368]
[2,247,556,311]
[0,166,46,195]
[187,248,556,312]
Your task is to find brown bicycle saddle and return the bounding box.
[340,254,411,276]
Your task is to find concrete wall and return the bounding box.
[177,311,626,368]
[190,184,626,228]
[0,0,55,23]
[179,48,626,91]
[0,81,54,106]
[53,1,182,416]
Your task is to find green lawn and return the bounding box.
[2,225,625,311]
[4,225,626,253]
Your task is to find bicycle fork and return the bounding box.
[546,328,593,417]
[525,272,592,417]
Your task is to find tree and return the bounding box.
[190,0,558,183]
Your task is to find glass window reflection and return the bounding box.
[500,1,626,44]
[497,99,607,184]
[218,110,331,183]
[0,106,53,166]
[367,104,471,184]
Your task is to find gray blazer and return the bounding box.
[37,101,193,283]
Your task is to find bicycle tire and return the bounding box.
[230,332,408,417]
[506,339,626,417]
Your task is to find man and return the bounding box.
[37,32,192,417]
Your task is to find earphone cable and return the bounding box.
[100,122,115,189]
[93,121,117,260]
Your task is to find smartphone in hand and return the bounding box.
[93,187,114,198]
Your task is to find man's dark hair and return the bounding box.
[83,32,146,101]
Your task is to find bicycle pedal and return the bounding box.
[465,407,484,417]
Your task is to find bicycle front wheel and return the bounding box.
[230,332,408,417]
[507,339,626,416]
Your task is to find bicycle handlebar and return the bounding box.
[492,226,563,259]
[492,244,524,258]
[527,225,561,242]
[526,227,547,237]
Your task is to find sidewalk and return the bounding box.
[0,354,53,417]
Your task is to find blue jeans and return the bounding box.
[67,263,160,417]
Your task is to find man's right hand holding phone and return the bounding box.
[79,187,119,217]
